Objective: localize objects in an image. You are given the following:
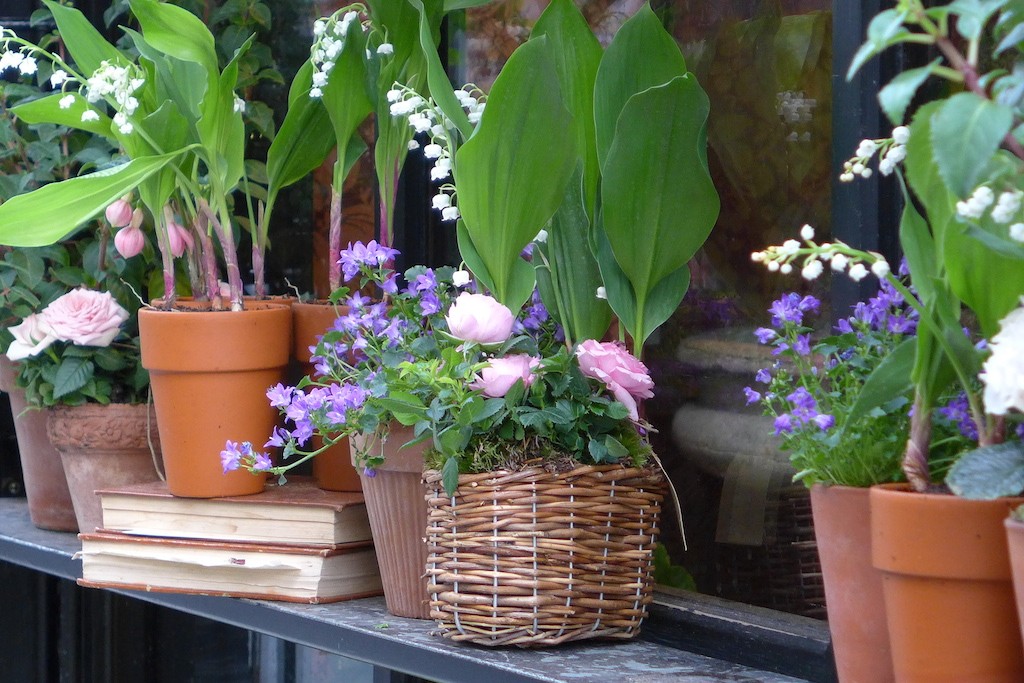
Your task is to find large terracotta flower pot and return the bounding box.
[0,357,77,531]
[350,425,430,619]
[810,484,893,683]
[1005,516,1024,655]
[871,483,1024,682]
[138,302,291,498]
[293,301,360,492]
[46,403,162,533]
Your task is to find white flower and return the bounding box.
[981,302,1024,415]
[839,171,856,182]
[80,110,100,122]
[799,224,815,241]
[856,139,877,157]
[830,253,849,271]
[423,143,443,159]
[389,100,413,117]
[750,251,765,262]
[376,43,394,55]
[992,191,1022,224]
[1011,223,1024,242]
[452,270,471,287]
[596,286,607,300]
[885,144,907,164]
[468,111,482,124]
[431,193,451,210]
[50,69,68,87]
[17,56,34,75]
[860,167,873,179]
[431,123,447,137]
[313,19,327,36]
[58,94,75,109]
[848,263,869,281]
[851,162,865,175]
[892,126,910,145]
[309,86,323,99]
[767,260,780,272]
[871,259,890,278]
[232,95,246,114]
[440,205,460,222]
[386,89,402,103]
[878,159,896,177]
[407,139,420,151]
[534,229,548,243]
[312,70,328,88]
[779,263,793,275]
[430,157,452,181]
[778,239,801,256]
[409,114,432,134]
[801,259,823,280]
[0,50,24,72]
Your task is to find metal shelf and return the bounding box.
[0,498,818,683]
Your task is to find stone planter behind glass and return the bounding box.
[0,356,77,531]
[47,403,163,533]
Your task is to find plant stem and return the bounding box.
[904,392,932,491]
[329,185,343,292]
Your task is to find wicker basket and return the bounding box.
[423,464,665,647]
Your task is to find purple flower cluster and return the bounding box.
[768,292,820,327]
[937,392,978,441]
[338,240,399,282]
[836,278,917,336]
[263,382,369,451]
[514,289,550,334]
[221,440,272,473]
[773,387,834,434]
[405,269,440,315]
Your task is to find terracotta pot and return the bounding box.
[810,484,893,683]
[0,357,77,531]
[871,483,1024,682]
[293,301,360,492]
[46,403,162,533]
[351,425,430,619]
[138,302,291,498]
[1006,516,1024,656]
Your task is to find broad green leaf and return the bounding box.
[123,27,206,126]
[454,37,577,310]
[636,264,691,347]
[905,102,956,257]
[593,218,636,335]
[443,0,496,9]
[600,76,718,349]
[879,59,940,125]
[593,3,687,169]
[847,336,915,424]
[964,224,1024,259]
[43,1,125,76]
[949,0,1006,40]
[897,182,938,306]
[52,356,93,400]
[947,442,1024,499]
[532,0,603,215]
[129,0,219,76]
[537,168,611,344]
[320,20,373,164]
[441,455,460,495]
[0,152,185,247]
[931,92,1013,197]
[12,93,115,140]
[846,9,912,79]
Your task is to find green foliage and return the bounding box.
[947,442,1024,499]
[653,544,697,591]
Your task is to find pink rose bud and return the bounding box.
[575,340,654,421]
[104,199,133,228]
[445,292,515,345]
[40,288,129,348]
[471,354,540,398]
[113,226,145,259]
[166,221,192,258]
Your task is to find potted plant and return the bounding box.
[0,1,332,497]
[752,2,1024,677]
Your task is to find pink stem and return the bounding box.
[329,187,342,292]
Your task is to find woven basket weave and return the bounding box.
[423,464,665,647]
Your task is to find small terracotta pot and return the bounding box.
[46,403,162,533]
[0,357,77,531]
[810,484,893,683]
[139,302,291,498]
[872,483,1024,682]
[351,424,429,619]
[293,301,360,492]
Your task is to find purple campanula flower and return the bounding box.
[363,467,377,478]
[755,368,771,384]
[938,393,978,441]
[743,387,761,404]
[521,242,535,259]
[418,291,441,316]
[266,383,293,408]
[793,334,811,356]
[265,427,289,449]
[812,414,835,431]
[252,451,273,471]
[381,274,398,295]
[836,318,854,334]
[347,292,370,310]
[771,342,790,356]
[221,440,243,472]
[799,295,820,314]
[774,413,794,434]
[754,327,776,344]
[338,240,400,281]
[769,294,804,326]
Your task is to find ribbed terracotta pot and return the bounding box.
[810,484,893,683]
[872,483,1024,682]
[138,302,291,498]
[351,424,429,619]
[1005,516,1024,657]
[293,301,360,492]
[46,403,162,533]
[0,357,77,531]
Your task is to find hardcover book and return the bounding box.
[78,532,383,603]
[97,477,370,547]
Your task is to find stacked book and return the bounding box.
[78,477,382,604]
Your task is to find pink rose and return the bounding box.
[42,288,129,347]
[471,354,540,398]
[445,292,515,345]
[576,340,654,421]
[5,313,57,361]
[114,225,145,258]
[104,199,133,228]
